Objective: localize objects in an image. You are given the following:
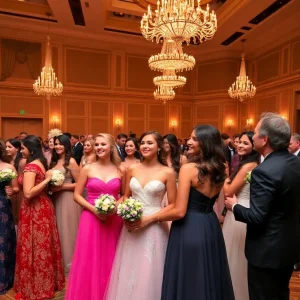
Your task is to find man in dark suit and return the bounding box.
[288,133,300,157]
[221,133,236,174]
[71,134,83,165]
[225,113,300,300]
[115,133,127,161]
[288,132,300,271]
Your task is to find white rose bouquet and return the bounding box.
[50,170,65,186]
[0,169,17,185]
[244,171,252,184]
[117,197,143,221]
[95,194,116,214]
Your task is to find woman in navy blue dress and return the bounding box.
[128,125,234,300]
[0,140,19,294]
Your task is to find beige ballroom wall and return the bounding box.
[0,33,300,140]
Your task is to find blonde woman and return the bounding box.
[79,138,96,169]
[66,133,126,300]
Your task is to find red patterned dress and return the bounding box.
[14,163,65,299]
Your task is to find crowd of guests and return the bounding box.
[0,112,300,300]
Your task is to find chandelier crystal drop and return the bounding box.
[141,0,217,44]
[228,53,256,102]
[153,69,186,88]
[149,38,195,72]
[154,85,175,104]
[33,36,63,99]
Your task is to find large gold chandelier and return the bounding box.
[33,36,63,100]
[140,0,217,103]
[141,0,217,44]
[228,52,256,102]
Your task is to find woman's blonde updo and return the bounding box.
[95,133,121,168]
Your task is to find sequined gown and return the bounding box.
[0,180,16,294]
[105,177,169,300]
[14,164,64,299]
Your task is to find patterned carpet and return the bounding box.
[1,273,300,299]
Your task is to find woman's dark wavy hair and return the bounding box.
[0,140,10,163]
[163,133,181,173]
[6,138,22,169]
[22,135,48,170]
[139,131,167,166]
[229,131,260,182]
[189,125,226,187]
[124,137,141,160]
[50,135,72,171]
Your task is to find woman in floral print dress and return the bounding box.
[14,135,64,300]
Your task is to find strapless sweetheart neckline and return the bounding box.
[131,176,165,190]
[88,177,121,184]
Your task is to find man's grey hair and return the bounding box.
[258,112,291,150]
[291,133,300,142]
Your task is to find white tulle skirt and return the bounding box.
[105,222,169,300]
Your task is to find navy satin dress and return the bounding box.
[161,187,235,300]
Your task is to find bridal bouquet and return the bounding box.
[50,170,65,186]
[95,194,116,214]
[244,171,252,183]
[117,197,143,221]
[0,168,17,185]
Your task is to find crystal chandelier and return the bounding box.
[154,85,175,104]
[149,38,195,72]
[33,36,63,99]
[141,0,217,44]
[228,52,256,102]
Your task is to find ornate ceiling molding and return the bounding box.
[132,0,214,11]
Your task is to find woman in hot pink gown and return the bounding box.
[65,133,125,300]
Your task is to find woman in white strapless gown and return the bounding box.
[105,131,177,300]
[222,131,260,300]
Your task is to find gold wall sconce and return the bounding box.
[246,118,253,129]
[115,119,122,130]
[227,119,233,130]
[52,116,59,127]
[171,120,177,132]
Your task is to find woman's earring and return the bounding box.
[158,149,160,155]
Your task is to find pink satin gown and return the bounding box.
[65,177,123,300]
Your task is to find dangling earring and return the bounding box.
[157,149,160,155]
